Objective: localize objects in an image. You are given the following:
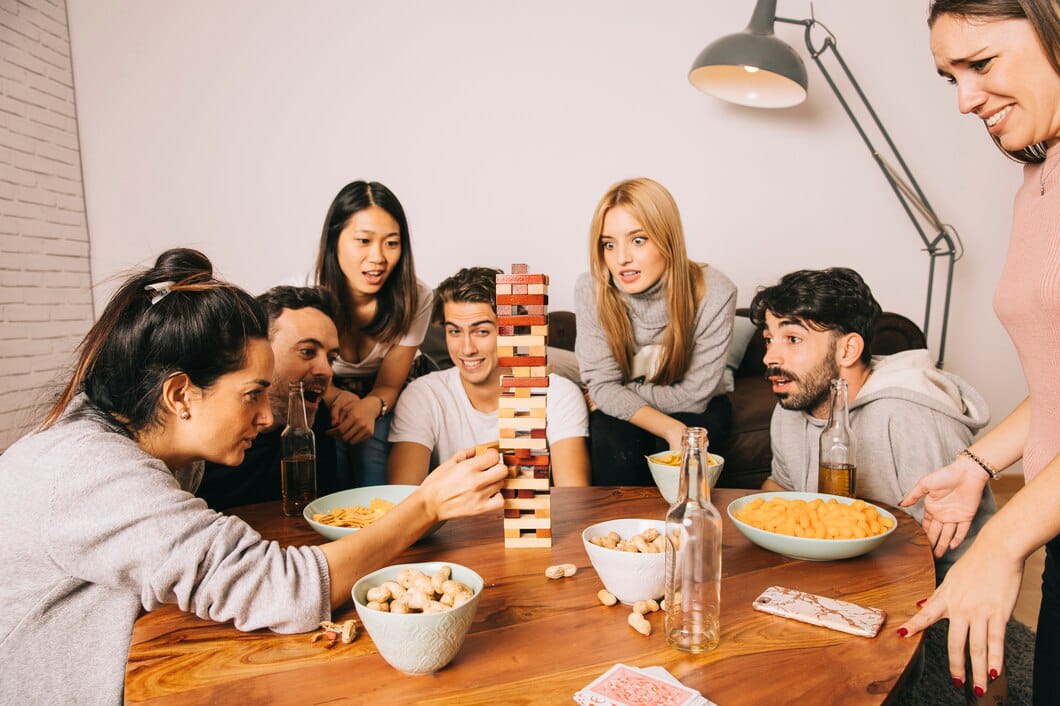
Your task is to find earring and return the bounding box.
[180,409,190,420]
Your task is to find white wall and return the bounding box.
[0,0,93,452]
[66,0,1028,467]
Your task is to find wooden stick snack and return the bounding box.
[496,264,553,548]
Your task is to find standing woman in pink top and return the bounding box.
[898,1,1060,702]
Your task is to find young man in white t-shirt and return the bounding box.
[388,267,590,486]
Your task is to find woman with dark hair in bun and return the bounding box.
[0,249,506,704]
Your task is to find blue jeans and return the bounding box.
[334,414,391,488]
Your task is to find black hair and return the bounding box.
[43,248,269,431]
[748,267,882,364]
[314,180,419,343]
[256,286,339,334]
[432,267,503,323]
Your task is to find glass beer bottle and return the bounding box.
[664,427,722,653]
[818,378,857,498]
[281,382,317,516]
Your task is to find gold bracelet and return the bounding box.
[958,449,1001,480]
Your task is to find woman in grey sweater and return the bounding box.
[0,249,507,705]
[575,178,736,485]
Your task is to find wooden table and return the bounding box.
[126,487,935,704]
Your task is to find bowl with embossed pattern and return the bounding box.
[646,451,724,505]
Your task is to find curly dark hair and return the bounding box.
[749,268,882,364]
[256,286,338,334]
[432,267,503,323]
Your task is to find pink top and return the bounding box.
[993,147,1060,481]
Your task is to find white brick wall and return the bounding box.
[0,0,92,452]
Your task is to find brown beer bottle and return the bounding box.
[818,378,856,498]
[281,382,317,516]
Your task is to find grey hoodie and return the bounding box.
[769,349,997,578]
[0,395,331,705]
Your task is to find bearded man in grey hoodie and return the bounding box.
[751,268,996,578]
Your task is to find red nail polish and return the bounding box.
[975,686,985,697]
[896,627,908,637]
[916,599,926,608]
[989,669,999,681]
[952,677,964,689]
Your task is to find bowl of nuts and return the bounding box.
[582,519,666,605]
[352,562,483,675]
[646,451,724,505]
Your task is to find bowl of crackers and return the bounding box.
[646,450,724,505]
[727,491,898,561]
[303,485,445,541]
[582,519,666,605]
[352,562,483,675]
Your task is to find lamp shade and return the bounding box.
[689,30,808,108]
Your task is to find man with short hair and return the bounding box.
[388,267,590,486]
[198,286,342,510]
[751,268,995,574]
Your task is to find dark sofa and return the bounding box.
[421,308,926,489]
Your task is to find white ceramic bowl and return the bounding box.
[582,519,665,604]
[352,562,483,675]
[303,485,445,541]
[647,451,725,505]
[727,491,898,561]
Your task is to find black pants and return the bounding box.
[589,395,732,486]
[1034,534,1060,704]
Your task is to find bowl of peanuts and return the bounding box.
[727,492,898,561]
[304,485,445,541]
[582,519,666,605]
[352,562,483,675]
[646,450,724,505]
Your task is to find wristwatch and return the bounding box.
[370,395,389,417]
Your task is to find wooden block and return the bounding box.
[502,453,550,466]
[498,417,547,430]
[504,528,522,539]
[498,325,515,335]
[503,517,551,529]
[511,263,529,274]
[535,507,550,518]
[496,283,513,295]
[499,435,547,449]
[530,325,549,336]
[512,284,527,294]
[529,365,551,376]
[503,508,521,519]
[498,356,547,367]
[530,428,547,439]
[512,367,531,377]
[501,376,550,388]
[496,315,547,327]
[503,496,551,510]
[498,407,516,418]
[499,428,517,439]
[533,468,550,479]
[497,335,547,347]
[495,274,547,284]
[516,489,534,498]
[528,284,548,295]
[523,305,547,316]
[475,441,499,456]
[496,294,548,306]
[498,346,514,356]
[514,388,532,398]
[536,528,552,538]
[496,305,513,316]
[505,537,553,549]
[500,488,516,499]
[529,407,547,418]
[530,346,547,356]
[499,395,547,408]
[504,477,551,490]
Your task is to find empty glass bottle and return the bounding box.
[664,427,722,653]
[818,378,857,498]
[281,382,317,517]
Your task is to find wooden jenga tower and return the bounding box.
[497,264,552,548]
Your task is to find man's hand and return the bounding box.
[900,457,989,557]
[328,390,379,445]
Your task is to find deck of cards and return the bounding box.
[574,664,716,706]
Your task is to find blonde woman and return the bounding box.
[574,177,736,485]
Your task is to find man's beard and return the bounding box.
[766,355,839,413]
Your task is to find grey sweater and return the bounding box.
[0,395,331,704]
[574,266,737,421]
[769,349,997,578]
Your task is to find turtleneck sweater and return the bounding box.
[993,146,1060,481]
[574,264,737,421]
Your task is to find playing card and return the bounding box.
[574,664,700,706]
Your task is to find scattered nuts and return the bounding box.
[544,565,566,580]
[633,599,660,615]
[589,530,662,554]
[628,611,652,636]
[561,563,577,577]
[597,589,618,606]
[365,566,472,614]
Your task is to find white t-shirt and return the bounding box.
[331,279,434,380]
[388,367,589,466]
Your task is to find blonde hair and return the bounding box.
[588,177,705,385]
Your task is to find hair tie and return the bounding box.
[145,281,175,306]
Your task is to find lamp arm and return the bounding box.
[776,16,960,367]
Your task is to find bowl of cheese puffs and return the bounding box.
[303,485,445,541]
[727,491,898,561]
